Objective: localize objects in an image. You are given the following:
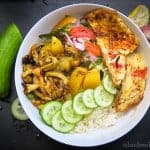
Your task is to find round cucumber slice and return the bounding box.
[101,87,114,107]
[82,89,98,108]
[52,111,75,133]
[11,98,28,121]
[62,100,83,124]
[94,86,103,106]
[94,86,114,107]
[41,101,62,126]
[73,93,93,115]
[103,74,118,94]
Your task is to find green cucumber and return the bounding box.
[102,74,118,94]
[0,23,22,98]
[82,89,98,108]
[101,87,114,106]
[73,93,93,115]
[61,100,83,124]
[94,86,103,106]
[40,101,62,126]
[94,86,114,107]
[52,111,75,133]
[11,97,28,120]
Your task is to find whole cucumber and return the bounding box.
[0,23,22,98]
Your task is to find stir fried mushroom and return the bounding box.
[65,44,80,58]
[33,76,39,84]
[39,45,52,65]
[33,90,51,101]
[41,56,58,71]
[22,55,35,65]
[32,99,45,108]
[24,84,39,93]
[45,71,68,84]
[31,76,69,101]
[22,64,34,83]
[64,44,81,68]
[32,67,47,95]
[30,44,40,64]
[45,77,65,100]
[22,64,33,77]
[22,75,33,84]
[22,26,83,107]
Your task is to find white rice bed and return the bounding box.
[73,106,122,133]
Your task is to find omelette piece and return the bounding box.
[84,8,139,86]
[97,37,126,87]
[115,53,147,112]
[84,8,139,55]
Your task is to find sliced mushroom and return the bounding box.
[22,75,33,84]
[33,90,51,101]
[45,71,68,84]
[24,84,39,93]
[32,67,41,76]
[32,67,46,95]
[22,64,33,78]
[30,44,40,64]
[41,56,58,71]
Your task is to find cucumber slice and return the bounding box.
[62,100,83,124]
[101,87,114,107]
[103,74,118,94]
[52,111,75,133]
[73,93,93,115]
[40,101,62,126]
[94,86,103,106]
[94,86,114,107]
[11,98,28,121]
[82,89,98,108]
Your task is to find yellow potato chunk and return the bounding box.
[69,67,88,95]
[53,15,77,30]
[41,43,51,52]
[59,57,72,72]
[82,68,100,89]
[51,36,64,55]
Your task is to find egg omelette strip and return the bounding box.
[115,53,147,112]
[84,8,139,87]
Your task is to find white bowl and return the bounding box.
[15,3,150,147]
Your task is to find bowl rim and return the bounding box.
[15,3,150,147]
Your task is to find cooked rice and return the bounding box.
[72,106,122,133]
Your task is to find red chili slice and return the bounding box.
[132,67,147,79]
[108,51,118,60]
[70,26,96,40]
[85,41,102,57]
[111,62,124,69]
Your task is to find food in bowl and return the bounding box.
[21,8,147,133]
